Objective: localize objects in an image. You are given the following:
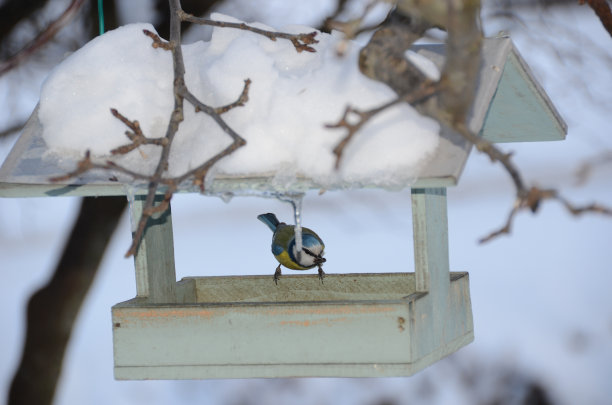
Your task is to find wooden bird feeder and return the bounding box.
[0,37,566,379]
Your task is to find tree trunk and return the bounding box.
[8,196,126,405]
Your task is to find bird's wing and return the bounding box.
[272,243,284,256]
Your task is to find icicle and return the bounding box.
[278,192,305,264]
[219,191,234,203]
[123,184,139,233]
[292,195,303,263]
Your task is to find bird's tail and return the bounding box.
[257,213,280,232]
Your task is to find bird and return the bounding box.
[257,213,326,284]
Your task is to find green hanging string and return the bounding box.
[97,0,105,35]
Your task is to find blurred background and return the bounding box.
[1,0,611,404]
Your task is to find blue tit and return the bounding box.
[257,213,326,284]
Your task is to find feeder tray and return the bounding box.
[0,37,566,379]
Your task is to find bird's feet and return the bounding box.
[304,247,326,284]
[273,264,282,285]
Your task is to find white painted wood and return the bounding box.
[112,272,473,379]
[410,188,453,358]
[8,37,571,380]
[480,47,568,143]
[132,195,177,303]
[0,38,567,198]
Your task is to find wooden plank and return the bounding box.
[176,278,196,304]
[411,188,450,293]
[0,38,554,197]
[113,301,413,366]
[1,39,566,197]
[413,37,508,136]
[113,334,475,379]
[0,106,467,195]
[132,195,177,303]
[112,272,472,379]
[113,335,473,379]
[192,273,418,303]
[480,44,567,143]
[447,269,475,343]
[410,187,452,358]
[0,182,124,197]
[0,39,564,198]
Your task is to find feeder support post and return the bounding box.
[410,187,451,354]
[131,195,177,303]
[411,187,451,293]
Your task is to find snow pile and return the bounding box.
[38,14,440,189]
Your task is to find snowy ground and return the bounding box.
[1,2,612,405]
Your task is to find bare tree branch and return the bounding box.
[123,5,186,257]
[325,0,392,41]
[327,80,438,168]
[48,151,95,182]
[0,0,87,77]
[142,28,174,50]
[177,87,246,188]
[480,187,612,243]
[51,3,319,257]
[331,1,611,243]
[454,122,526,195]
[575,150,612,185]
[0,121,25,139]
[177,10,319,52]
[322,0,351,30]
[478,199,521,244]
[109,5,319,256]
[108,108,169,155]
[0,0,50,45]
[211,78,251,114]
[579,0,612,37]
[153,0,224,39]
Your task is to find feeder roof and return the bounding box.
[0,37,566,198]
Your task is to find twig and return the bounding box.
[575,150,612,185]
[103,160,165,182]
[109,108,168,155]
[177,10,319,52]
[51,4,268,257]
[142,29,174,50]
[128,184,176,260]
[325,0,380,39]
[143,185,176,216]
[480,187,612,243]
[49,150,94,182]
[554,192,612,216]
[120,19,183,256]
[454,121,525,196]
[212,79,251,114]
[579,0,612,37]
[48,151,159,183]
[0,0,87,77]
[178,87,246,189]
[323,0,351,28]
[0,121,25,139]
[118,9,321,255]
[324,0,398,49]
[478,199,521,244]
[327,80,438,168]
[332,5,611,244]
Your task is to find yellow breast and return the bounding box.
[275,250,310,270]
